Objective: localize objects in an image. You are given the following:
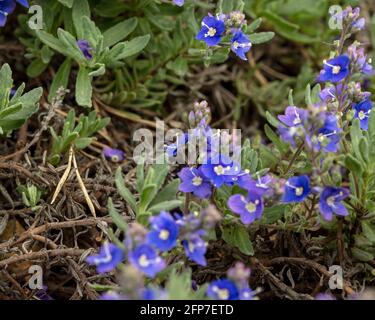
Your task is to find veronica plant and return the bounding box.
[0,64,42,136]
[49,109,110,165]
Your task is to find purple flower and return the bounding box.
[166,132,188,157]
[319,187,349,221]
[207,279,239,300]
[0,0,15,27]
[103,147,125,162]
[348,44,373,75]
[306,114,341,153]
[352,17,365,30]
[147,211,179,252]
[317,55,350,83]
[86,243,124,273]
[178,166,212,199]
[77,39,93,60]
[34,286,54,300]
[129,244,165,278]
[239,288,257,300]
[101,291,128,300]
[141,287,168,300]
[173,0,184,6]
[200,155,241,188]
[354,99,372,130]
[196,15,225,46]
[278,106,308,127]
[231,30,251,60]
[315,293,336,300]
[227,193,264,224]
[182,233,207,266]
[236,173,272,196]
[282,175,311,203]
[319,87,337,103]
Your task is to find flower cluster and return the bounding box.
[207,262,257,300]
[86,207,221,279]
[196,12,251,60]
[270,6,373,221]
[0,0,28,27]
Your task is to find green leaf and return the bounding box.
[352,247,374,262]
[103,18,138,48]
[115,35,150,60]
[75,67,92,107]
[265,111,280,128]
[58,0,74,8]
[139,184,157,214]
[115,167,137,213]
[222,224,254,256]
[26,59,48,78]
[148,200,182,214]
[344,154,363,176]
[250,32,275,44]
[108,198,128,231]
[247,18,262,33]
[362,221,375,244]
[72,0,90,39]
[48,58,72,102]
[74,137,92,149]
[150,179,180,206]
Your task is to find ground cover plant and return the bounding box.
[1,0,375,301]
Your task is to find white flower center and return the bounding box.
[206,27,217,37]
[111,155,120,162]
[295,187,304,196]
[192,176,203,186]
[233,41,239,49]
[326,196,335,207]
[138,254,150,267]
[159,229,170,240]
[358,110,366,120]
[246,201,257,213]
[332,65,341,74]
[213,286,230,300]
[214,165,225,175]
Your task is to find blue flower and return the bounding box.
[306,114,341,153]
[173,0,184,6]
[239,288,257,300]
[86,243,124,273]
[319,187,349,221]
[141,287,168,300]
[352,17,365,30]
[196,15,225,46]
[207,279,239,300]
[317,55,350,83]
[231,30,251,60]
[319,87,336,103]
[182,233,207,266]
[282,175,311,203]
[354,99,372,130]
[77,39,93,60]
[227,192,264,224]
[147,211,179,251]
[103,147,125,163]
[178,166,212,199]
[101,291,128,300]
[166,132,188,157]
[315,293,336,300]
[278,106,307,127]
[0,0,15,27]
[200,155,241,188]
[0,0,28,26]
[129,244,166,278]
[278,106,307,147]
[235,173,272,196]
